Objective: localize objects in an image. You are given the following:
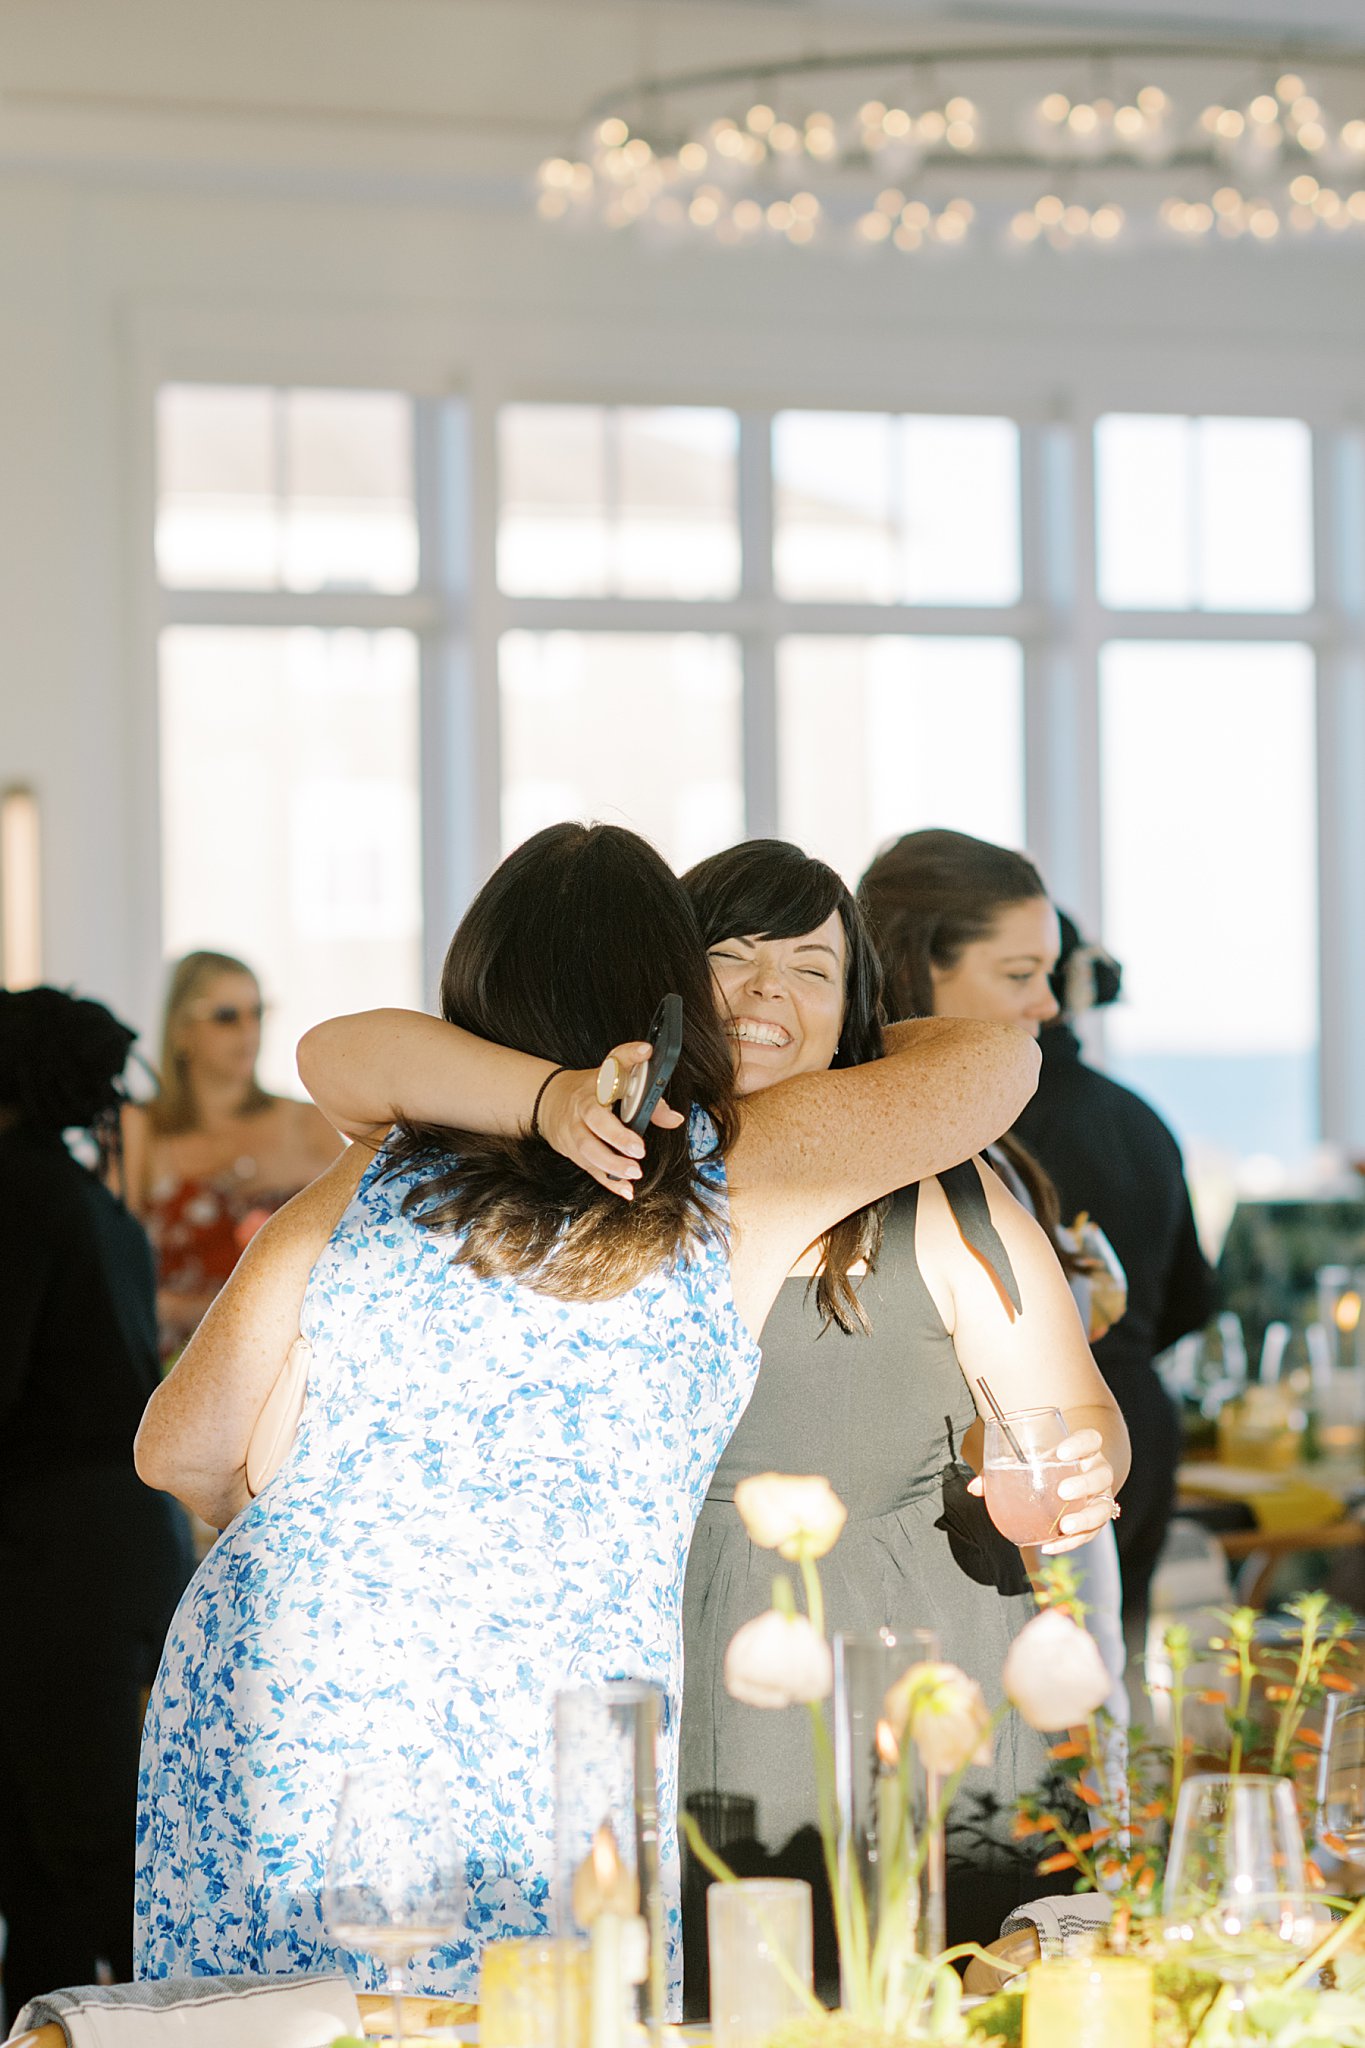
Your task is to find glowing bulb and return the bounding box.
[1249,206,1280,237]
[945,97,976,122]
[747,103,775,134]
[1069,103,1100,135]
[539,157,574,187]
[875,187,903,214]
[1299,123,1328,152]
[727,198,761,231]
[894,223,922,251]
[1290,174,1319,201]
[623,137,652,167]
[1216,110,1246,139]
[597,117,629,147]
[936,210,968,241]
[859,100,887,126]
[1349,190,1365,219]
[1137,85,1168,115]
[789,191,821,219]
[570,162,594,195]
[1315,188,1342,217]
[1200,105,1224,133]
[714,127,746,158]
[1062,203,1091,233]
[1091,205,1123,238]
[1338,1292,1362,1334]
[1039,93,1071,124]
[1011,210,1042,241]
[678,142,708,174]
[1114,106,1145,139]
[1250,95,1279,124]
[883,107,913,138]
[1343,120,1365,151]
[856,211,892,242]
[1035,193,1065,224]
[946,121,976,149]
[901,200,931,227]
[787,217,815,243]
[766,200,793,229]
[945,196,975,220]
[1290,204,1318,232]
[1291,96,1320,122]
[1276,74,1305,102]
[805,111,834,132]
[917,109,946,143]
[689,194,719,226]
[1185,202,1214,233]
[1213,186,1243,213]
[805,127,838,158]
[769,122,799,152]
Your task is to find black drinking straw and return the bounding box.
[978,1377,1028,1463]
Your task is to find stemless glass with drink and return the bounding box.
[323,1758,464,2045]
[981,1405,1083,1547]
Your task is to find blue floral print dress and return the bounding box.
[134,1114,759,2009]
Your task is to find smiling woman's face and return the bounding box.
[706,910,848,1095]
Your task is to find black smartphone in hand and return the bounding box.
[620,994,684,1135]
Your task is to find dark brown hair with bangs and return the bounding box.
[382,822,739,1301]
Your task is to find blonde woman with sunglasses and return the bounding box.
[122,951,342,1361]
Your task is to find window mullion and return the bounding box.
[739,410,778,839]
[1313,425,1365,1153]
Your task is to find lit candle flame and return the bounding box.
[1337,1292,1362,1335]
[876,1716,900,1770]
[573,1822,639,1924]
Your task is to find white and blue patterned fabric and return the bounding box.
[135,1111,758,2011]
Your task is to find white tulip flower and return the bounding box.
[883,1661,994,1776]
[1002,1608,1112,1731]
[723,1609,834,1709]
[732,1473,848,1561]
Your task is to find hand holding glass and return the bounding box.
[980,1406,1088,1548]
[323,1759,464,2045]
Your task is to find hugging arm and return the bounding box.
[297,1009,676,1193]
[915,1158,1131,1555]
[134,1146,368,1528]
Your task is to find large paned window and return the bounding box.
[154,384,1357,1188]
[154,385,424,1092]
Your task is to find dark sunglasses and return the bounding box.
[191,1001,267,1027]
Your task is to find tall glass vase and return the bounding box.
[833,1628,945,2011]
[555,1681,665,2044]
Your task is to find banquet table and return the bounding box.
[6,1997,480,2047]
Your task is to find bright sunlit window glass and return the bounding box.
[157,385,418,593]
[772,412,1021,605]
[499,632,744,871]
[777,637,1025,886]
[497,405,740,599]
[1095,415,1313,612]
[159,627,423,1093]
[1100,640,1318,1173]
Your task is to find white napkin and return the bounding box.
[8,1973,360,2048]
[1000,1891,1114,1958]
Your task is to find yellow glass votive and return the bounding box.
[1022,1957,1154,2048]
[480,1935,592,2048]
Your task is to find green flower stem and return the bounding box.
[1271,1595,1324,1777]
[798,1553,826,1642]
[1279,1894,1365,1992]
[1225,1609,1257,1776]
[680,1811,824,2018]
[1167,1625,1192,1813]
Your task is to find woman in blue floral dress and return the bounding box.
[134,822,1042,2009]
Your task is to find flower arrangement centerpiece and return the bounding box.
[682,1474,1113,2048]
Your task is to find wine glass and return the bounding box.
[323,1758,464,2044]
[980,1406,1083,1547]
[1162,1774,1316,2022]
[1317,1693,1365,1871]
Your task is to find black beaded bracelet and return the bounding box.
[529,1065,569,1139]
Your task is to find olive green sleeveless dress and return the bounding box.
[679,1166,1055,2009]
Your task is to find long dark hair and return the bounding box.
[857,828,1076,1263]
[384,823,739,1301]
[683,838,887,1336]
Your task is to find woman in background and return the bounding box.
[122,950,343,1360]
[0,989,194,2019]
[857,828,1130,1710]
[1012,910,1214,1638]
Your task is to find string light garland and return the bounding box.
[535,41,1365,253]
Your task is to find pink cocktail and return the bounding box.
[980,1406,1081,1547]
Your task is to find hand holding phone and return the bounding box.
[618,994,684,1135]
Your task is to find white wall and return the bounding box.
[2,0,1365,1132]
